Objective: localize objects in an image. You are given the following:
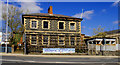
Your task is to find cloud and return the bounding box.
[72,10,94,20]
[20,2,43,13]
[102,9,106,12]
[1,0,43,14]
[15,0,43,13]
[112,0,119,6]
[113,20,119,24]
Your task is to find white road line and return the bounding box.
[1,59,119,64]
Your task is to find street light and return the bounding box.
[5,0,8,53]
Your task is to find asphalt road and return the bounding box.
[1,55,120,65]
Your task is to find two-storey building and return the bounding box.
[22,6,83,53]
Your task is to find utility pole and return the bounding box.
[81,9,84,18]
[24,33,27,54]
[5,0,8,53]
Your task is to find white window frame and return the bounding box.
[58,36,65,45]
[69,22,76,30]
[30,19,38,29]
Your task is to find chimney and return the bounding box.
[48,6,53,14]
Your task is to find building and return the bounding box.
[105,29,120,44]
[22,6,83,54]
[85,38,118,55]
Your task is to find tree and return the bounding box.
[92,25,107,38]
[2,4,27,46]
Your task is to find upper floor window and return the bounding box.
[31,35,37,45]
[69,22,76,30]
[32,21,37,28]
[58,21,65,30]
[30,19,38,29]
[42,20,50,29]
[58,36,65,45]
[43,35,49,45]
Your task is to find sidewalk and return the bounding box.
[0,53,119,58]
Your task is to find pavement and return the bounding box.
[0,53,120,58]
[0,53,120,65]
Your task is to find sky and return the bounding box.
[0,0,119,36]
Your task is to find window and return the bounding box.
[96,41,100,44]
[32,21,37,28]
[42,20,50,29]
[58,36,65,45]
[30,19,38,29]
[69,22,76,30]
[89,42,92,44]
[44,21,48,28]
[111,41,115,44]
[31,35,37,45]
[70,37,75,45]
[43,36,49,45]
[106,41,110,44]
[58,21,65,29]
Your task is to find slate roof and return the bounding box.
[23,13,82,19]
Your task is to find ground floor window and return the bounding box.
[31,35,37,45]
[43,35,49,45]
[106,41,110,44]
[58,36,65,45]
[111,41,115,44]
[70,37,75,45]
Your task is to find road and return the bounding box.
[1,55,120,65]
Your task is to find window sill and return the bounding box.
[58,44,65,45]
[58,29,65,30]
[30,28,38,29]
[42,44,49,46]
[31,44,37,45]
[70,29,76,30]
[42,28,49,29]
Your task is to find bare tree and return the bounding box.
[92,25,107,38]
[2,4,28,46]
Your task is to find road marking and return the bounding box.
[1,59,119,64]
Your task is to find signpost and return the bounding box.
[0,32,2,44]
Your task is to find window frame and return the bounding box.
[42,20,50,29]
[58,36,65,45]
[30,19,38,29]
[69,36,76,46]
[69,22,76,30]
[111,41,115,44]
[30,35,38,45]
[58,21,65,30]
[42,35,50,45]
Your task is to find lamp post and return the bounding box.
[5,0,8,53]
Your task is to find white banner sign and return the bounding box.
[43,48,75,53]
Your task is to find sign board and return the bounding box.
[1,42,9,44]
[43,48,75,53]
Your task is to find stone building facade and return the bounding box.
[22,6,83,53]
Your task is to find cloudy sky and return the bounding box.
[0,0,119,36]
